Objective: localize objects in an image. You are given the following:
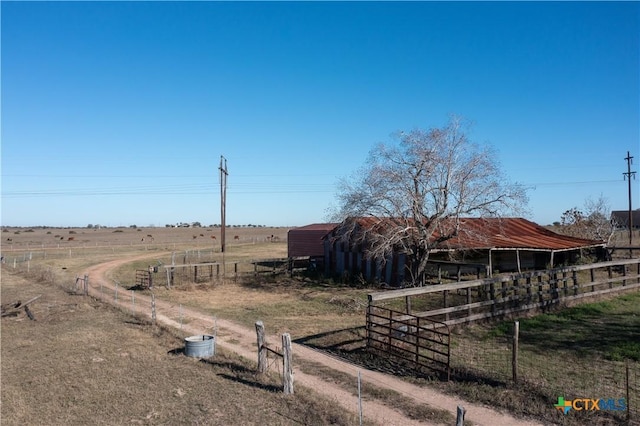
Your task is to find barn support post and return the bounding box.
[282,333,294,394]
[488,249,493,277]
[255,321,267,373]
[516,249,521,273]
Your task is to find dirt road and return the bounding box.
[84,254,542,426]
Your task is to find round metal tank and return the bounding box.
[184,335,215,358]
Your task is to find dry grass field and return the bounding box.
[1,263,363,426]
[3,225,638,426]
[0,226,369,426]
[1,225,290,250]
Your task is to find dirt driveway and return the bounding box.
[84,254,542,426]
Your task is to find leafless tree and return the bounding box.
[559,194,617,244]
[333,115,527,286]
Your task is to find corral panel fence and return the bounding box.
[162,257,291,287]
[367,258,640,424]
[367,259,640,327]
[366,305,451,379]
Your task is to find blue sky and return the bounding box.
[2,1,638,228]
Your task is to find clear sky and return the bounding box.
[2,1,638,228]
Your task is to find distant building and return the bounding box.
[611,210,640,229]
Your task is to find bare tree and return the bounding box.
[333,116,527,286]
[559,194,617,244]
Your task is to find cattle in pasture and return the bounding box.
[200,234,204,237]
[234,235,240,240]
[68,237,75,241]
[6,238,12,242]
[193,235,197,239]
[210,235,216,240]
[60,237,64,240]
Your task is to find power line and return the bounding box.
[623,151,636,246]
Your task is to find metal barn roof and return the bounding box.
[341,217,604,252]
[438,218,604,251]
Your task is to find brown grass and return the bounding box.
[1,270,365,426]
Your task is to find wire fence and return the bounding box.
[451,323,639,425]
[7,259,639,425]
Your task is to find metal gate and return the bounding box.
[366,305,451,380]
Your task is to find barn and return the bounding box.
[611,209,640,229]
[323,217,607,286]
[287,223,338,269]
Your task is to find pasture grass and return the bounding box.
[296,358,469,426]
[0,267,364,426]
[4,226,638,426]
[432,291,640,426]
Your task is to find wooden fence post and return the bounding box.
[512,321,519,384]
[255,321,267,373]
[358,371,363,426]
[151,292,156,325]
[456,406,465,426]
[626,359,630,423]
[282,333,293,394]
[83,274,89,296]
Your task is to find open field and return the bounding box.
[2,226,639,425]
[0,269,362,426]
[1,225,290,251]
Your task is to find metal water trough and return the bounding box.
[184,334,215,358]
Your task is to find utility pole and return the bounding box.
[623,151,635,246]
[219,156,228,274]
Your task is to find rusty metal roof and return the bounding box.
[438,218,605,251]
[342,217,605,251]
